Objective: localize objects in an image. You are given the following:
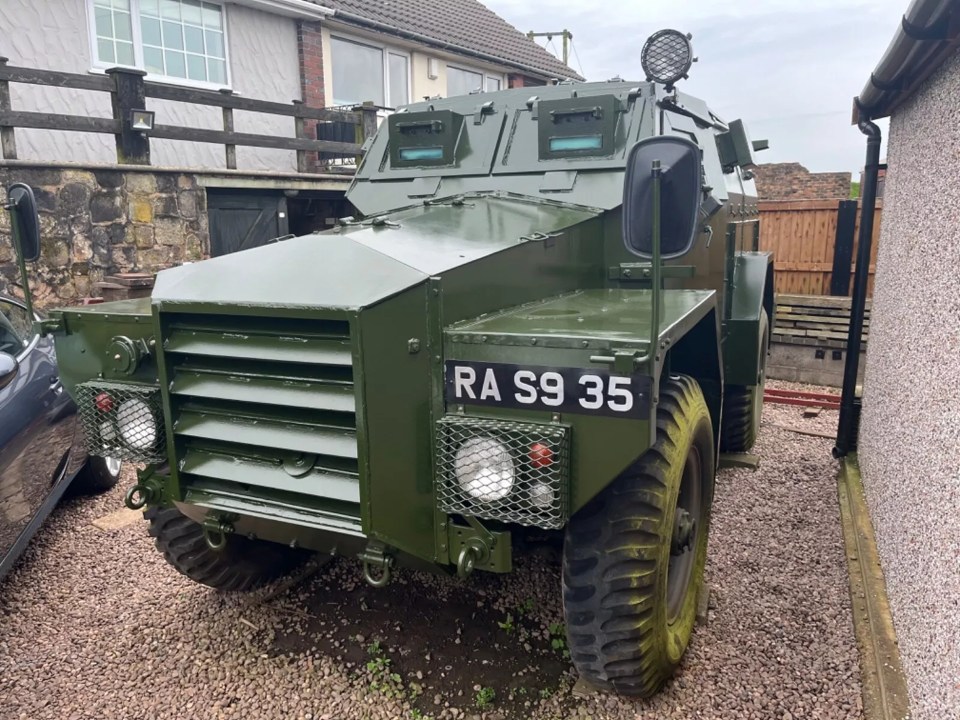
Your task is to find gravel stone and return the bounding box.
[0,387,862,719]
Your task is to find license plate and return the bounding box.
[444,361,652,419]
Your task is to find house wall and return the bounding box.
[319,23,511,108]
[3,0,301,171]
[858,48,960,720]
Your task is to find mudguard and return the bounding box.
[724,251,775,386]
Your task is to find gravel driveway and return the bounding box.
[0,384,863,720]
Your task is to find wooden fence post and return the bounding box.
[0,57,18,160]
[831,200,858,296]
[292,100,309,173]
[356,101,378,163]
[220,88,236,170]
[106,66,150,165]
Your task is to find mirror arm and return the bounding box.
[7,201,35,321]
[649,160,662,375]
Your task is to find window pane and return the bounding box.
[141,0,160,16]
[165,49,186,77]
[116,41,135,65]
[330,37,383,107]
[486,77,501,92]
[111,0,131,8]
[181,0,203,25]
[184,24,204,53]
[144,46,164,73]
[0,300,33,349]
[388,53,408,108]
[163,20,184,50]
[94,0,113,7]
[97,38,115,64]
[94,6,112,36]
[161,0,181,19]
[186,53,206,80]
[141,17,162,45]
[202,3,222,28]
[446,67,482,97]
[114,11,132,41]
[208,58,226,84]
[205,30,224,58]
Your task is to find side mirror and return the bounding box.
[622,136,702,259]
[0,352,19,391]
[7,183,41,263]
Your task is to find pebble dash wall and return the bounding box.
[858,48,960,720]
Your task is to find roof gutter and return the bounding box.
[328,9,581,82]
[237,0,334,20]
[854,0,959,121]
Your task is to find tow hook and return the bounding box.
[359,541,394,588]
[123,467,163,510]
[456,538,490,579]
[201,515,234,551]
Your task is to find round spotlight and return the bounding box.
[641,29,694,87]
[116,398,158,451]
[454,436,515,503]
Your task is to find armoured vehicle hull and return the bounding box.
[25,61,773,695]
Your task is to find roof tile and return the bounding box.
[314,0,583,81]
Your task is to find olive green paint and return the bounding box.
[43,79,772,575]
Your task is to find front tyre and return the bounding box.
[146,506,303,592]
[562,374,715,697]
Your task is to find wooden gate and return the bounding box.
[759,199,883,297]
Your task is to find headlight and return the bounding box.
[116,399,158,451]
[454,436,515,502]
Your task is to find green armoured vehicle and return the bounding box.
[10,31,772,696]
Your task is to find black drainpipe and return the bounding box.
[834,116,882,458]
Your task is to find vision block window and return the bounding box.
[537,95,621,160]
[388,110,464,167]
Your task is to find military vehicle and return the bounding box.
[10,30,772,695]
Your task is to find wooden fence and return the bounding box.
[759,199,883,297]
[0,59,378,173]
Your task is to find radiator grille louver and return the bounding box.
[162,313,362,531]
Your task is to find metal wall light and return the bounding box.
[130,109,155,133]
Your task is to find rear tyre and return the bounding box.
[720,309,769,452]
[146,506,303,592]
[562,374,715,697]
[72,456,122,495]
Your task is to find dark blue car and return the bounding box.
[0,294,122,581]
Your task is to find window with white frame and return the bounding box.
[89,0,228,86]
[330,36,409,109]
[446,65,505,97]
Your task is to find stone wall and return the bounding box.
[753,162,852,200]
[0,166,207,309]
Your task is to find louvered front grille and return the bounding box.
[161,312,362,526]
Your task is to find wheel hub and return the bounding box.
[671,507,696,555]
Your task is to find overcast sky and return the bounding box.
[485,0,906,175]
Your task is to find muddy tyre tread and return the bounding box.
[562,375,713,697]
[145,506,299,592]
